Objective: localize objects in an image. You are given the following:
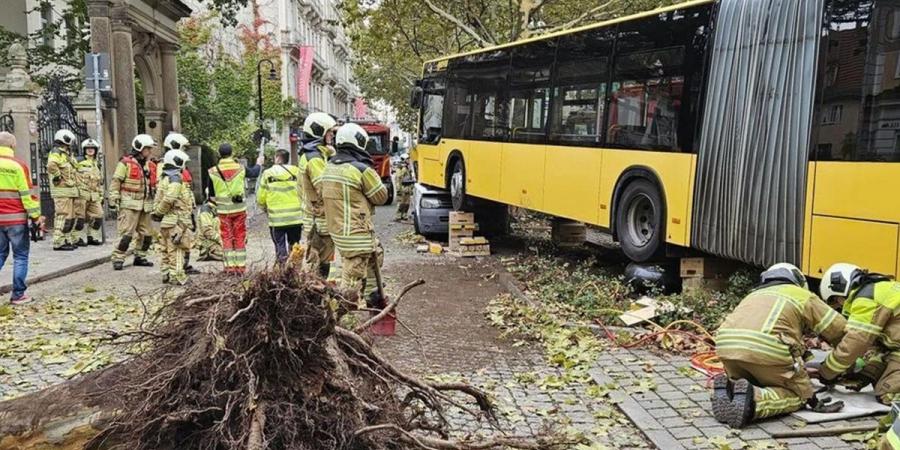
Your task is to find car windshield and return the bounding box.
[366,133,389,155]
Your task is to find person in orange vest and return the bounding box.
[0,132,42,304]
[108,134,157,270]
[206,143,261,273]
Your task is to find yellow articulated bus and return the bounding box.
[409,0,900,279]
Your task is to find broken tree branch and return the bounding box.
[355,279,425,333]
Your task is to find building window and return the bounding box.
[821,104,843,124]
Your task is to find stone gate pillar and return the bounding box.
[111,3,137,158]
[0,43,39,166]
[160,43,181,134]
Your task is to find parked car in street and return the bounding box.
[412,184,451,238]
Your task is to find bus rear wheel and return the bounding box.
[449,158,467,211]
[616,179,665,262]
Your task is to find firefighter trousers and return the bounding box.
[219,212,247,273]
[395,188,411,220]
[721,359,814,420]
[112,208,153,263]
[303,224,334,277]
[340,243,384,308]
[196,238,223,261]
[159,227,191,284]
[52,197,77,247]
[80,199,103,241]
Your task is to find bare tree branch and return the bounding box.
[423,0,496,47]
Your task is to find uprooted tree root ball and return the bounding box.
[81,267,566,450]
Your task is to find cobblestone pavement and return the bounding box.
[591,347,872,450]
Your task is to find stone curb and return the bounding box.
[0,254,111,295]
[590,368,688,450]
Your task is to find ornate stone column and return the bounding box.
[111,3,137,162]
[0,42,39,166]
[160,42,181,134]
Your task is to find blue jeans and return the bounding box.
[0,224,30,299]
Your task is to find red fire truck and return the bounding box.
[352,120,394,205]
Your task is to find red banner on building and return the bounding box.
[296,45,314,105]
[353,97,368,119]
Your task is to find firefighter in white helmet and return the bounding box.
[47,129,80,250]
[150,149,193,285]
[162,133,200,275]
[812,263,900,404]
[298,112,338,276]
[108,134,157,270]
[319,123,389,307]
[75,138,104,246]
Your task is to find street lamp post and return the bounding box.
[256,58,279,157]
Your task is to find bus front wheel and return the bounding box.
[449,158,467,211]
[616,179,665,262]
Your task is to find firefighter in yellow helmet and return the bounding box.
[712,263,846,428]
[257,148,303,263]
[318,123,388,307]
[812,263,900,404]
[194,198,222,261]
[76,138,104,246]
[298,112,338,276]
[150,149,194,285]
[47,129,80,250]
[108,134,156,270]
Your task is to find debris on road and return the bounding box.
[9,268,569,450]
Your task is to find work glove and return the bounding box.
[838,373,876,392]
[231,194,244,204]
[809,387,845,413]
[151,213,164,222]
[52,176,61,186]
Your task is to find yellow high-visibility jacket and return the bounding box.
[47,146,79,198]
[0,146,40,224]
[207,157,246,215]
[716,283,846,366]
[822,279,900,380]
[318,150,388,258]
[257,164,302,227]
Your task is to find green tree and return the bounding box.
[343,0,674,130]
[177,12,293,159]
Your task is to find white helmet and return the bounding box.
[400,153,410,161]
[80,138,100,152]
[821,263,863,301]
[131,134,156,153]
[760,262,808,289]
[163,133,189,152]
[54,129,77,147]
[163,149,190,169]
[303,112,338,139]
[335,123,369,152]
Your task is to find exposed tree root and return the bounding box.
[61,267,571,450]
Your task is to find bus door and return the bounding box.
[806,1,900,279]
[414,64,447,188]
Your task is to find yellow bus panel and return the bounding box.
[598,150,695,246]
[813,162,900,223]
[542,145,603,224]
[446,139,503,201]
[807,215,898,278]
[500,143,546,210]
[416,143,444,187]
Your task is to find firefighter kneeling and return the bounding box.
[150,150,194,285]
[712,263,846,428]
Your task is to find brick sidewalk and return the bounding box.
[591,347,871,450]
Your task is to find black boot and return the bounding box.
[184,252,201,274]
[87,237,102,246]
[54,244,76,251]
[133,257,154,267]
[711,378,756,429]
[76,238,87,247]
[318,263,330,279]
[113,261,124,271]
[366,291,386,309]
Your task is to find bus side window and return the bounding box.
[607,9,709,152]
[549,29,614,147]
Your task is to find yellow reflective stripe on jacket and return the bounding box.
[715,328,793,360]
[847,319,883,336]
[761,298,788,334]
[825,352,852,373]
[814,308,840,334]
